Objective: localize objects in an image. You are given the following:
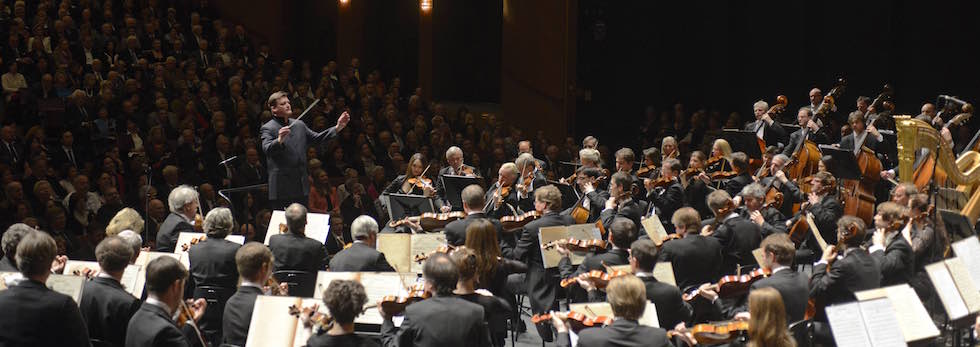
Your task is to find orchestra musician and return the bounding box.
[261,91,349,210]
[629,239,692,329]
[758,154,805,218]
[510,185,574,341]
[384,153,437,198]
[788,172,843,262]
[78,237,141,347]
[0,223,31,272]
[869,202,914,287]
[659,207,723,291]
[661,136,679,163]
[187,208,242,341]
[645,158,685,234]
[682,151,713,219]
[745,100,788,147]
[305,280,379,347]
[703,190,762,275]
[570,166,610,223]
[906,193,949,301]
[641,147,662,176]
[444,185,506,249]
[705,139,732,173]
[736,233,809,324]
[673,288,796,347]
[328,215,396,272]
[838,111,882,154]
[0,231,91,347]
[451,247,511,347]
[156,185,198,252]
[515,153,547,213]
[722,152,754,198]
[601,172,648,235]
[552,275,673,347]
[781,107,829,158]
[380,253,492,347]
[436,146,478,211]
[464,219,528,335]
[614,148,646,198]
[222,242,287,347]
[484,162,522,219]
[125,256,209,347]
[557,218,636,302]
[269,204,329,286]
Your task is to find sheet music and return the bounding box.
[925,262,969,319]
[825,302,873,347]
[539,224,601,268]
[45,274,85,304]
[409,233,448,274]
[856,285,940,343]
[64,260,99,277]
[265,210,332,245]
[63,260,141,296]
[134,251,180,296]
[653,262,676,287]
[944,258,980,313]
[952,237,980,288]
[174,232,245,258]
[376,234,411,273]
[859,298,909,347]
[245,295,302,347]
[751,248,766,267]
[312,271,407,325]
[641,215,668,243]
[568,302,659,328]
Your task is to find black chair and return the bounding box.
[274,270,316,297]
[789,319,813,347]
[193,285,235,346]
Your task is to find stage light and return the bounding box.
[339,0,349,5]
[420,0,432,12]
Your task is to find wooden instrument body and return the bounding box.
[840,146,881,225]
[690,320,749,345]
[785,139,821,187]
[501,211,542,231]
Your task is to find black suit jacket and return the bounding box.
[782,128,831,158]
[871,235,914,287]
[648,180,684,233]
[723,173,754,198]
[444,213,503,247]
[809,249,881,321]
[710,214,763,274]
[221,285,263,347]
[557,319,672,347]
[188,238,242,289]
[156,213,194,252]
[126,302,196,347]
[328,242,396,272]
[639,275,692,329]
[260,117,339,200]
[839,131,881,153]
[659,234,723,291]
[381,296,491,347]
[512,211,575,313]
[744,119,789,147]
[80,276,142,347]
[269,233,329,273]
[0,279,90,347]
[748,269,810,323]
[599,198,647,238]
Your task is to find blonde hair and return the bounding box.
[106,208,144,236]
[267,91,288,108]
[534,185,562,211]
[606,275,646,321]
[579,148,600,166]
[713,139,733,159]
[747,288,796,347]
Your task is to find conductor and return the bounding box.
[261,91,350,209]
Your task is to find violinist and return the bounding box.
[444,184,505,248]
[786,172,842,263]
[222,242,288,347]
[450,247,511,347]
[551,275,673,347]
[809,216,881,332]
[671,287,796,347]
[515,153,547,212]
[186,208,242,340]
[601,172,648,235]
[77,237,141,347]
[732,234,809,324]
[869,202,914,286]
[906,193,949,301]
[567,166,609,224]
[721,152,753,199]
[630,239,692,329]
[638,147,662,178]
[463,219,527,311]
[556,218,636,302]
[125,256,209,347]
[661,136,679,163]
[758,154,805,218]
[518,139,549,170]
[510,185,574,342]
[744,99,788,147]
[645,158,685,234]
[781,107,829,158]
[738,183,787,237]
[269,204,329,286]
[682,151,713,219]
[384,153,436,198]
[305,280,378,347]
[436,146,478,211]
[659,207,723,291]
[484,162,521,219]
[704,139,732,173]
[380,253,493,347]
[155,185,199,252]
[838,111,882,154]
[703,190,762,275]
[328,215,396,272]
[614,148,646,199]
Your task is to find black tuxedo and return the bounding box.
[269,233,329,273]
[444,212,505,249]
[52,145,85,170]
[744,119,789,147]
[260,117,339,202]
[307,333,380,347]
[0,140,24,169]
[156,212,194,252]
[434,164,478,206]
[638,274,692,329]
[188,238,242,289]
[839,131,881,153]
[557,319,672,347]
[0,279,90,347]
[516,171,548,213]
[710,214,763,274]
[483,183,522,219]
[807,194,844,252]
[221,285,263,347]
[871,234,914,287]
[559,248,630,280]
[234,162,266,186]
[760,176,805,218]
[381,296,491,347]
[781,128,830,158]
[648,180,684,233]
[599,198,648,238]
[723,173,754,199]
[809,249,881,321]
[126,302,197,347]
[748,268,810,323]
[659,234,723,291]
[328,242,396,272]
[739,206,788,238]
[79,276,142,347]
[511,212,575,314]
[684,178,713,219]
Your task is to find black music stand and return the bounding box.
[782,123,801,135]
[386,193,435,222]
[818,145,862,181]
[722,129,762,159]
[440,175,482,211]
[940,209,976,243]
[546,181,580,210]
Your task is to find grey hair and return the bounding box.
[753,100,769,110]
[515,153,536,171]
[116,230,144,260]
[772,154,791,169]
[445,146,463,159]
[579,148,600,164]
[740,183,767,199]
[2,223,34,262]
[106,208,144,236]
[203,207,235,237]
[167,185,199,212]
[284,203,307,235]
[351,215,379,240]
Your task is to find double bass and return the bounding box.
[840,85,893,224]
[785,78,846,194]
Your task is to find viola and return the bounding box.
[682,268,770,302]
[636,164,658,178]
[180,235,207,252]
[379,282,430,316]
[690,320,749,345]
[413,245,459,263]
[388,211,466,230]
[559,267,630,289]
[530,311,613,332]
[541,238,607,253]
[709,170,738,180]
[500,211,541,231]
[176,300,208,347]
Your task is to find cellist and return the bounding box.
[781,107,829,158]
[838,111,882,154]
[758,154,806,218]
[786,171,843,263]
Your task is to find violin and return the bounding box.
[654,233,683,248]
[709,170,738,180]
[388,211,466,230]
[279,223,288,234]
[705,155,726,169]
[379,282,430,316]
[689,320,749,345]
[681,167,703,178]
[559,265,630,289]
[193,200,204,232]
[636,164,658,178]
[702,201,736,237]
[541,238,607,252]
[413,245,459,263]
[176,299,208,347]
[645,176,674,189]
[454,164,476,176]
[406,176,433,189]
[267,277,285,296]
[530,311,613,332]
[500,211,542,231]
[289,304,333,333]
[180,235,207,252]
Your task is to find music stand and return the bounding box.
[547,181,580,210]
[781,123,801,135]
[940,208,976,243]
[817,145,862,181]
[440,175,482,212]
[386,194,435,221]
[722,129,763,159]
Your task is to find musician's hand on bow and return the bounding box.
[51,255,68,274]
[337,110,351,130]
[696,172,711,184]
[761,113,773,125]
[880,170,895,180]
[440,205,451,213]
[576,275,597,292]
[277,126,291,143]
[697,283,718,301]
[700,224,714,237]
[187,298,208,322]
[422,185,435,197]
[551,311,571,333]
[749,210,765,226]
[872,228,886,247]
[404,219,423,234]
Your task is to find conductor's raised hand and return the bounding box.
[277,126,291,143]
[337,110,351,130]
